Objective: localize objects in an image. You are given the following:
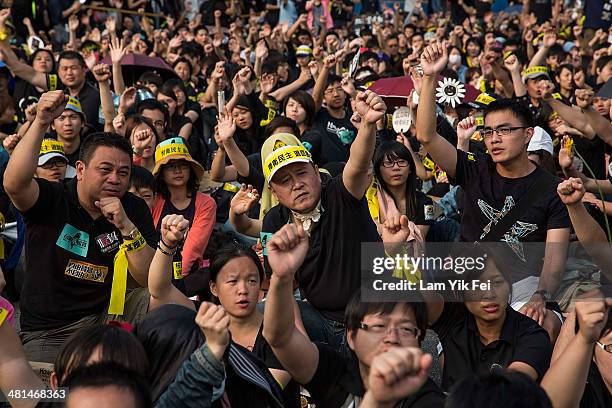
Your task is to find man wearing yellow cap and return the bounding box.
[50,96,85,166]
[3,91,156,363]
[36,139,76,181]
[260,89,387,349]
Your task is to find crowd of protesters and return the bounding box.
[0,0,610,407]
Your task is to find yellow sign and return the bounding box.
[64,259,108,283]
[154,139,190,163]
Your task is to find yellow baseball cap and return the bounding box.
[38,139,68,166]
[152,137,204,180]
[261,133,312,183]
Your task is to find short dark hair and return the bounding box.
[63,363,151,408]
[445,370,552,408]
[325,74,343,89]
[265,116,301,139]
[596,55,612,74]
[173,57,193,77]
[483,98,534,127]
[344,290,428,343]
[129,165,157,194]
[54,324,148,385]
[79,132,133,165]
[136,99,169,126]
[138,71,163,87]
[209,243,265,284]
[58,51,86,68]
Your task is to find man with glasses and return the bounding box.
[416,43,570,340]
[36,139,76,181]
[263,223,445,408]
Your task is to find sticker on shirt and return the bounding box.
[64,259,108,283]
[173,261,183,280]
[424,205,435,221]
[56,224,89,257]
[95,231,120,254]
[260,232,273,256]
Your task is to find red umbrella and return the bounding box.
[369,75,482,107]
[101,54,179,84]
[368,76,414,98]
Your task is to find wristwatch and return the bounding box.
[122,227,140,241]
[533,290,551,302]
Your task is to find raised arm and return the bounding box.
[558,137,612,194]
[557,178,612,283]
[109,37,127,95]
[503,54,527,97]
[263,224,319,385]
[541,294,611,408]
[269,70,312,102]
[312,55,336,112]
[343,90,386,199]
[148,215,195,311]
[91,64,117,133]
[528,30,556,67]
[0,40,47,89]
[3,91,67,211]
[229,185,262,237]
[416,43,458,178]
[543,94,596,139]
[575,89,612,147]
[0,317,45,408]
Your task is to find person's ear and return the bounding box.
[50,372,59,390]
[75,160,86,181]
[346,329,356,352]
[524,127,534,146]
[209,281,218,298]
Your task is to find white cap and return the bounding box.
[527,126,553,156]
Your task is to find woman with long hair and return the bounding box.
[372,141,435,239]
[283,90,316,136]
[157,82,193,140]
[151,138,216,283]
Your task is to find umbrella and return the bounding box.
[368,76,414,98]
[368,75,481,107]
[101,54,179,85]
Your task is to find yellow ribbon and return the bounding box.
[109,234,146,315]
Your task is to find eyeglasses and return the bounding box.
[359,322,421,340]
[165,162,190,171]
[382,159,409,168]
[480,126,528,139]
[596,341,611,353]
[40,160,67,170]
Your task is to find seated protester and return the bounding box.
[151,138,216,280]
[0,319,148,408]
[173,57,198,101]
[283,90,316,136]
[259,91,387,350]
[3,91,156,364]
[125,115,161,173]
[128,165,157,211]
[416,43,570,340]
[541,289,611,408]
[135,303,287,407]
[136,99,170,142]
[0,17,102,129]
[425,245,553,391]
[36,139,76,181]
[227,89,269,158]
[165,78,203,132]
[446,370,553,408]
[259,62,314,112]
[50,96,87,166]
[11,48,55,108]
[262,224,445,407]
[305,55,358,165]
[157,82,193,140]
[63,363,151,408]
[372,141,435,239]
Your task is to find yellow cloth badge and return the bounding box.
[173,261,183,280]
[0,307,8,327]
[109,234,146,315]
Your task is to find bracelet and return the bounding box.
[123,233,146,253]
[157,242,177,256]
[122,227,139,240]
[160,237,179,250]
[0,31,7,42]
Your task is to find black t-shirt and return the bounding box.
[305,343,445,407]
[305,108,357,165]
[529,0,552,24]
[413,190,435,226]
[573,135,607,180]
[20,178,157,331]
[431,303,552,391]
[12,78,44,108]
[46,74,101,130]
[451,150,570,280]
[262,176,381,321]
[580,362,612,408]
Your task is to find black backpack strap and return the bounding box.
[478,172,551,243]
